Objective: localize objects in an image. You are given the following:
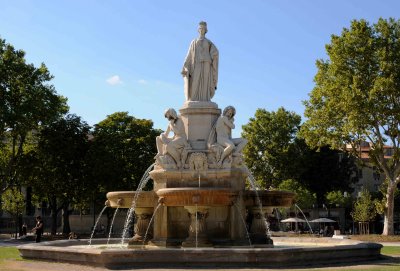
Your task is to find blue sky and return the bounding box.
[1,0,399,137]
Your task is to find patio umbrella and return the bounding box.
[310,218,336,223]
[281,217,306,223]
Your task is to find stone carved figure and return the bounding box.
[188,152,208,173]
[182,21,219,102]
[155,108,191,169]
[208,106,247,168]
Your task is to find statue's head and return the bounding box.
[164,108,178,121]
[198,21,208,35]
[223,106,236,118]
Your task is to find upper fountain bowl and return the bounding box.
[106,191,156,208]
[156,188,238,206]
[244,190,296,208]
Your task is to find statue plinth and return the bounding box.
[179,101,221,150]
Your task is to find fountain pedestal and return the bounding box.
[182,206,212,247]
[128,207,154,246]
[155,188,238,246]
[179,101,221,150]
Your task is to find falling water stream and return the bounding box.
[107,207,119,245]
[121,163,155,245]
[234,203,252,247]
[195,173,200,248]
[88,206,108,246]
[142,203,162,246]
[245,168,272,238]
[295,203,313,234]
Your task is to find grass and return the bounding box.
[350,234,400,243]
[326,266,400,271]
[0,247,22,262]
[381,246,400,255]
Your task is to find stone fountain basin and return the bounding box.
[18,237,382,268]
[244,190,296,208]
[106,191,156,208]
[156,188,237,206]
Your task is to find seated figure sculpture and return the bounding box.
[155,108,191,169]
[208,106,247,168]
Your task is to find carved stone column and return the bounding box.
[128,207,154,246]
[182,206,212,247]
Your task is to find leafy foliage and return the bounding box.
[300,18,400,235]
[297,144,358,204]
[325,190,352,208]
[278,179,316,209]
[242,107,357,202]
[242,107,301,187]
[351,189,377,222]
[0,187,25,216]
[0,37,68,192]
[86,112,161,193]
[22,114,91,234]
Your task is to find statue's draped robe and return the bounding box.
[182,37,218,101]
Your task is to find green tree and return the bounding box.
[0,38,68,192]
[242,108,357,199]
[351,189,377,234]
[278,179,316,209]
[86,112,160,230]
[325,190,352,208]
[0,187,25,238]
[300,18,400,235]
[297,144,358,205]
[22,114,91,235]
[242,107,301,188]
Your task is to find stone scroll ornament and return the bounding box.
[182,21,219,102]
[207,106,247,168]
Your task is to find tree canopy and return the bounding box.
[86,112,160,193]
[300,18,400,235]
[22,114,91,234]
[242,107,356,203]
[242,107,301,188]
[0,37,68,192]
[351,189,377,223]
[278,179,316,209]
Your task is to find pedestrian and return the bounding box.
[22,222,27,236]
[32,216,44,243]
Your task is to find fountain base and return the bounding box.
[18,238,382,268]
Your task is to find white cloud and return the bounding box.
[138,79,147,84]
[106,75,123,85]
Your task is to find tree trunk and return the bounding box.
[62,204,71,235]
[18,215,23,237]
[49,197,58,235]
[382,182,395,236]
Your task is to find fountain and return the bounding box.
[18,21,382,268]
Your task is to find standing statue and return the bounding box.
[155,108,191,169]
[182,21,219,102]
[214,106,247,167]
